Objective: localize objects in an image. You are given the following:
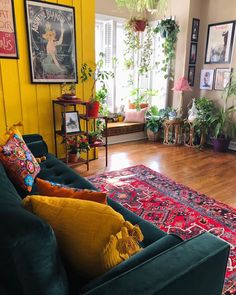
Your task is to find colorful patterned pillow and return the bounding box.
[0,132,40,192]
[36,178,107,204]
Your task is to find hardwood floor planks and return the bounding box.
[75,140,236,208]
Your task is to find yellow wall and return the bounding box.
[0,0,95,153]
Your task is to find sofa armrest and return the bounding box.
[23,134,48,157]
[83,233,229,295]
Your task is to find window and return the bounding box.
[95,14,168,113]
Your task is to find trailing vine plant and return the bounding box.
[154,18,180,79]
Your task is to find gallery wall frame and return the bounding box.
[25,0,78,83]
[189,42,198,64]
[188,66,195,87]
[0,0,19,59]
[191,18,200,42]
[205,21,235,64]
[199,69,214,90]
[214,68,232,90]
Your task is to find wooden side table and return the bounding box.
[163,119,183,145]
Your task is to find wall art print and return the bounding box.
[205,21,235,64]
[214,68,232,90]
[0,0,18,58]
[25,0,78,83]
[199,69,214,90]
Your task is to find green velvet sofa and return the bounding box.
[0,134,230,295]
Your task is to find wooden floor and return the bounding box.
[75,140,236,208]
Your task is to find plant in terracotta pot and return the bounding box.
[66,136,90,163]
[154,18,180,79]
[80,52,115,117]
[129,88,157,110]
[61,82,77,100]
[145,106,163,141]
[209,74,236,152]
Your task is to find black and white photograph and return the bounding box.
[188,66,195,87]
[191,18,200,42]
[189,42,198,64]
[200,69,214,90]
[25,0,77,83]
[64,111,80,134]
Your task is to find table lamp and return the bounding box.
[172,77,192,117]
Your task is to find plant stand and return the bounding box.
[52,98,108,170]
[163,119,183,145]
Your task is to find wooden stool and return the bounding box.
[163,119,183,145]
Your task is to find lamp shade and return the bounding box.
[172,77,192,92]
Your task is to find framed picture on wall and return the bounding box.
[189,42,198,64]
[205,21,235,64]
[191,18,200,42]
[25,0,78,83]
[0,0,19,58]
[188,66,195,87]
[214,68,232,90]
[199,69,214,90]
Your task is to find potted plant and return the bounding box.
[66,136,90,163]
[129,88,157,110]
[88,119,105,144]
[154,18,180,79]
[80,52,114,117]
[61,82,76,100]
[210,74,236,152]
[145,106,163,141]
[192,97,215,146]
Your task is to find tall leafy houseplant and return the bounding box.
[154,19,180,79]
[210,74,236,152]
[193,97,215,146]
[145,106,163,141]
[80,52,114,117]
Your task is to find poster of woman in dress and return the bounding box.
[25,0,77,83]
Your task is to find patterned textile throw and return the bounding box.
[88,165,236,295]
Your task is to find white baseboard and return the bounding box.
[106,131,147,145]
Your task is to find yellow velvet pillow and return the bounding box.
[36,178,107,204]
[22,196,143,279]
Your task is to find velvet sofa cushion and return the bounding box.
[0,163,69,295]
[81,233,182,294]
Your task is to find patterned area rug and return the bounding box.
[88,165,236,294]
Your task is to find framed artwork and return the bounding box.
[200,69,214,90]
[63,111,81,134]
[189,42,198,64]
[205,21,235,64]
[0,0,18,58]
[214,68,232,90]
[188,66,195,87]
[191,18,200,42]
[25,0,78,83]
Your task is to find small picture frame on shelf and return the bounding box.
[199,69,214,90]
[188,66,195,86]
[214,68,232,90]
[62,111,81,134]
[191,18,200,42]
[189,42,198,64]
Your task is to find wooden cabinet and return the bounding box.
[52,99,108,170]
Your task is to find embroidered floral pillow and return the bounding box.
[0,132,40,192]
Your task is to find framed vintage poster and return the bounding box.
[63,111,81,134]
[191,18,200,42]
[0,0,18,58]
[189,42,198,64]
[214,68,232,90]
[205,21,235,64]
[25,0,78,83]
[188,66,195,87]
[199,69,214,90]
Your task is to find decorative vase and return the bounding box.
[68,153,78,163]
[88,101,100,117]
[147,129,162,142]
[211,138,230,153]
[188,98,198,122]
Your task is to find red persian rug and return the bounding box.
[88,165,236,295]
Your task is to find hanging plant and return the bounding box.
[139,25,153,74]
[154,18,180,79]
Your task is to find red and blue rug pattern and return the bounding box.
[88,165,236,295]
